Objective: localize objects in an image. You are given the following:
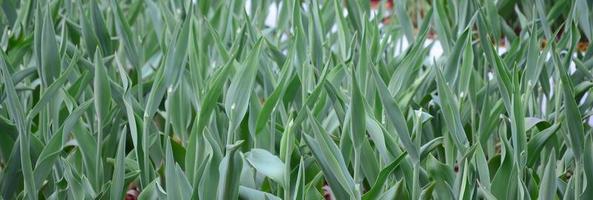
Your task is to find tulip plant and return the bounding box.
[1,0,593,199]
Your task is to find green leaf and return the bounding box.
[93,49,110,190]
[224,39,263,142]
[111,0,140,67]
[351,64,367,184]
[38,5,61,86]
[539,151,556,200]
[0,52,36,200]
[217,140,244,200]
[110,128,127,200]
[255,56,294,134]
[362,152,408,200]
[137,178,165,200]
[553,49,585,160]
[370,65,419,161]
[93,50,111,125]
[33,130,62,186]
[165,137,192,200]
[394,0,415,43]
[26,52,80,121]
[433,64,469,153]
[245,148,286,186]
[527,124,560,166]
[238,186,282,200]
[90,0,112,54]
[144,12,191,119]
[583,135,593,198]
[302,112,357,200]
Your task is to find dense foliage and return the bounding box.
[1,0,593,199]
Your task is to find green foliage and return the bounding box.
[1,0,593,199]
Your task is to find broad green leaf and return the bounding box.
[217,141,244,200]
[224,39,263,142]
[583,135,593,198]
[33,130,62,186]
[554,52,585,160]
[539,151,556,200]
[110,128,127,200]
[370,65,419,161]
[351,65,367,184]
[90,0,112,54]
[0,52,36,200]
[26,52,80,121]
[434,64,469,153]
[395,0,415,43]
[93,49,111,123]
[38,5,61,86]
[137,178,165,200]
[165,138,192,200]
[111,0,140,67]
[255,55,294,134]
[302,111,357,199]
[527,124,560,166]
[245,148,285,186]
[238,186,282,200]
[93,49,110,190]
[362,152,408,200]
[144,12,191,119]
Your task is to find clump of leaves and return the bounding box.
[1,0,593,199]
